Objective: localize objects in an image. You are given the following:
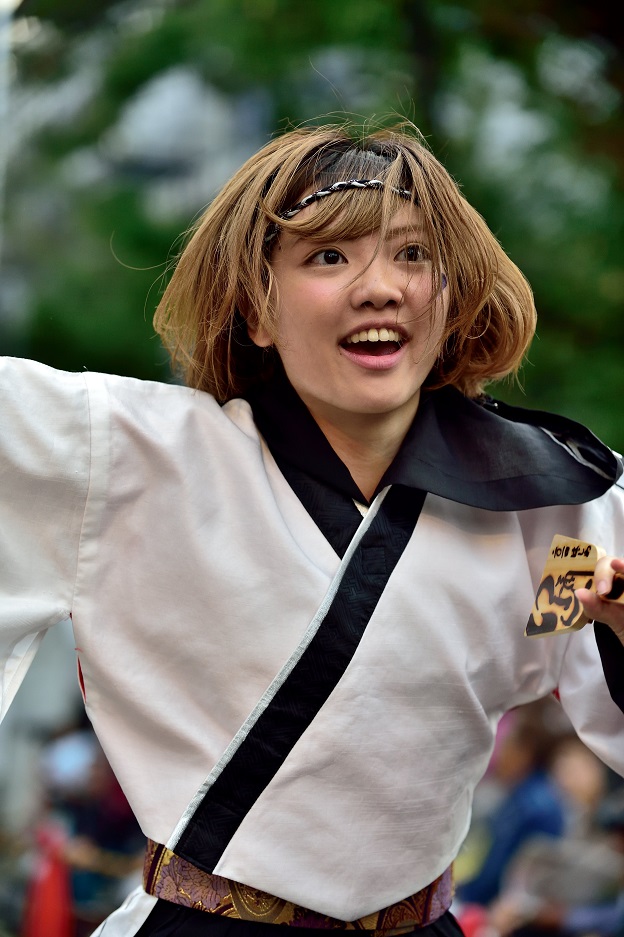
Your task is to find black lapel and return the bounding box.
[382,388,622,511]
[274,459,363,558]
[245,370,622,512]
[174,484,425,872]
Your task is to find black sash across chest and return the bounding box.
[173,480,425,873]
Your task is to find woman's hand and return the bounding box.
[576,556,624,644]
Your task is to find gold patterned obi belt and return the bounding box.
[143,839,454,934]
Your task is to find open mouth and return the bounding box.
[341,327,404,357]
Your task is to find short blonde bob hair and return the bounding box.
[154,119,536,401]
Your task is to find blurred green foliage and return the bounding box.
[4,0,624,449]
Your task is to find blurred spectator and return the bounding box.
[456,701,568,909]
[487,785,624,937]
[551,733,610,815]
[21,711,144,937]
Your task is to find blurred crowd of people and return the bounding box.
[0,708,144,937]
[453,696,624,937]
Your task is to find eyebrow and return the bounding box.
[383,224,426,240]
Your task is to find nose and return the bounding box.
[349,255,404,311]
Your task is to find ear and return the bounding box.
[238,296,273,349]
[247,319,273,348]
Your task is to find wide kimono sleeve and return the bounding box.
[0,356,95,720]
[553,479,624,777]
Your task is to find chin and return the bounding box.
[345,395,419,418]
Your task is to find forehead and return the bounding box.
[274,197,426,249]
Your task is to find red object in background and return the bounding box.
[21,821,74,937]
[457,903,492,937]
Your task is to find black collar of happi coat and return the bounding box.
[244,367,622,512]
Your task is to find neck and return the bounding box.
[310,401,419,501]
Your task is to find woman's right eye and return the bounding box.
[308,249,346,266]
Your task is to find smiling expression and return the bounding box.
[249,202,449,436]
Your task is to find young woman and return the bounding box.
[1,120,623,937]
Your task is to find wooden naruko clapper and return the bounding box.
[525,534,624,638]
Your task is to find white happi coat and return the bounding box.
[1,356,623,935]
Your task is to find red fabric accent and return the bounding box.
[76,656,86,702]
[21,822,74,937]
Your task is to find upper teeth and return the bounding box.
[345,328,402,344]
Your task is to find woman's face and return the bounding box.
[250,202,449,435]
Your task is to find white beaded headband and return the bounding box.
[264,178,413,244]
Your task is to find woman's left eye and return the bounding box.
[309,249,346,266]
[396,244,430,263]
